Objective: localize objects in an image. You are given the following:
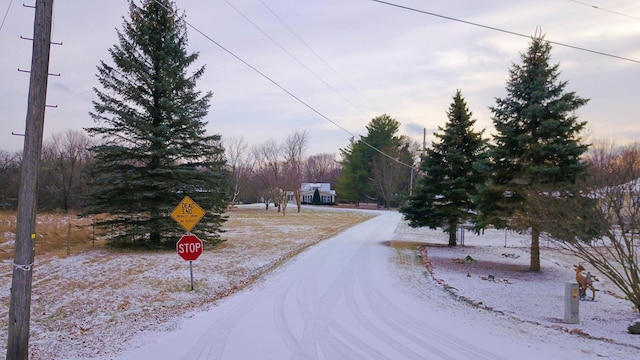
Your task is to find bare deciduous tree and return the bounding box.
[41,130,92,211]
[304,153,340,186]
[536,140,640,313]
[224,137,253,207]
[371,148,405,209]
[251,131,308,215]
[253,139,286,212]
[283,131,308,213]
[0,150,21,208]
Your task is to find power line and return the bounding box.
[568,0,640,21]
[258,0,383,114]
[149,0,416,170]
[0,0,14,33]
[370,0,640,64]
[222,0,369,114]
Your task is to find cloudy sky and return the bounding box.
[1,0,638,157]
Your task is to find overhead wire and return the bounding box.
[370,0,640,64]
[146,0,640,171]
[149,0,417,170]
[568,0,640,21]
[258,0,383,114]
[222,0,369,115]
[0,0,14,34]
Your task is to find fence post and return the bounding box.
[66,223,72,256]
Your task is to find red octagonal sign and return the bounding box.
[176,234,203,261]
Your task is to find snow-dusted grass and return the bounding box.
[2,207,639,358]
[0,212,95,261]
[392,221,640,350]
[120,211,640,360]
[0,206,373,359]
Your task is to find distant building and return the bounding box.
[289,182,336,205]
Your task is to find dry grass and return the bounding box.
[0,206,374,359]
[0,207,363,259]
[223,206,369,245]
[0,211,96,261]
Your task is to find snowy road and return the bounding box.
[119,211,617,360]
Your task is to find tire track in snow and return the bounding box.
[357,238,510,360]
[347,249,454,360]
[270,217,395,360]
[177,292,263,360]
[293,238,370,360]
[293,211,424,359]
[122,211,528,359]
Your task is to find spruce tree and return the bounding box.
[400,90,487,246]
[84,0,227,248]
[362,114,413,208]
[312,188,321,205]
[476,35,589,271]
[337,137,369,206]
[337,114,413,207]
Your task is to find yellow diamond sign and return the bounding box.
[171,196,205,232]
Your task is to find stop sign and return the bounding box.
[176,234,203,261]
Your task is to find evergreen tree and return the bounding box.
[475,35,589,271]
[312,188,321,205]
[362,114,413,208]
[401,90,487,246]
[337,137,368,205]
[84,0,227,248]
[337,114,413,207]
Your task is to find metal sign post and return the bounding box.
[176,234,203,290]
[189,261,194,291]
[172,196,205,290]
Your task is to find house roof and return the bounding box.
[301,183,332,192]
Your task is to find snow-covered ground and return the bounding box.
[2,207,639,359]
[393,220,640,352]
[117,210,639,359]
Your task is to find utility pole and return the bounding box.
[423,127,426,155]
[7,1,54,359]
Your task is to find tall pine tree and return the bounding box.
[336,137,367,205]
[476,35,589,271]
[337,114,413,207]
[401,90,487,246]
[85,0,227,248]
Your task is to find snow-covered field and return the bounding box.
[393,221,640,351]
[1,206,639,359]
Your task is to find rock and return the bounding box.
[628,320,640,335]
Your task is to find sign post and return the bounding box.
[171,196,206,290]
[176,234,203,290]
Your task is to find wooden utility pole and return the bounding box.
[7,1,54,359]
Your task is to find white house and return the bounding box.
[287,183,336,205]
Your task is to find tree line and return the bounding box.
[0,130,92,212]
[0,130,342,211]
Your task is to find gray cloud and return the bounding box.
[1,0,638,156]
